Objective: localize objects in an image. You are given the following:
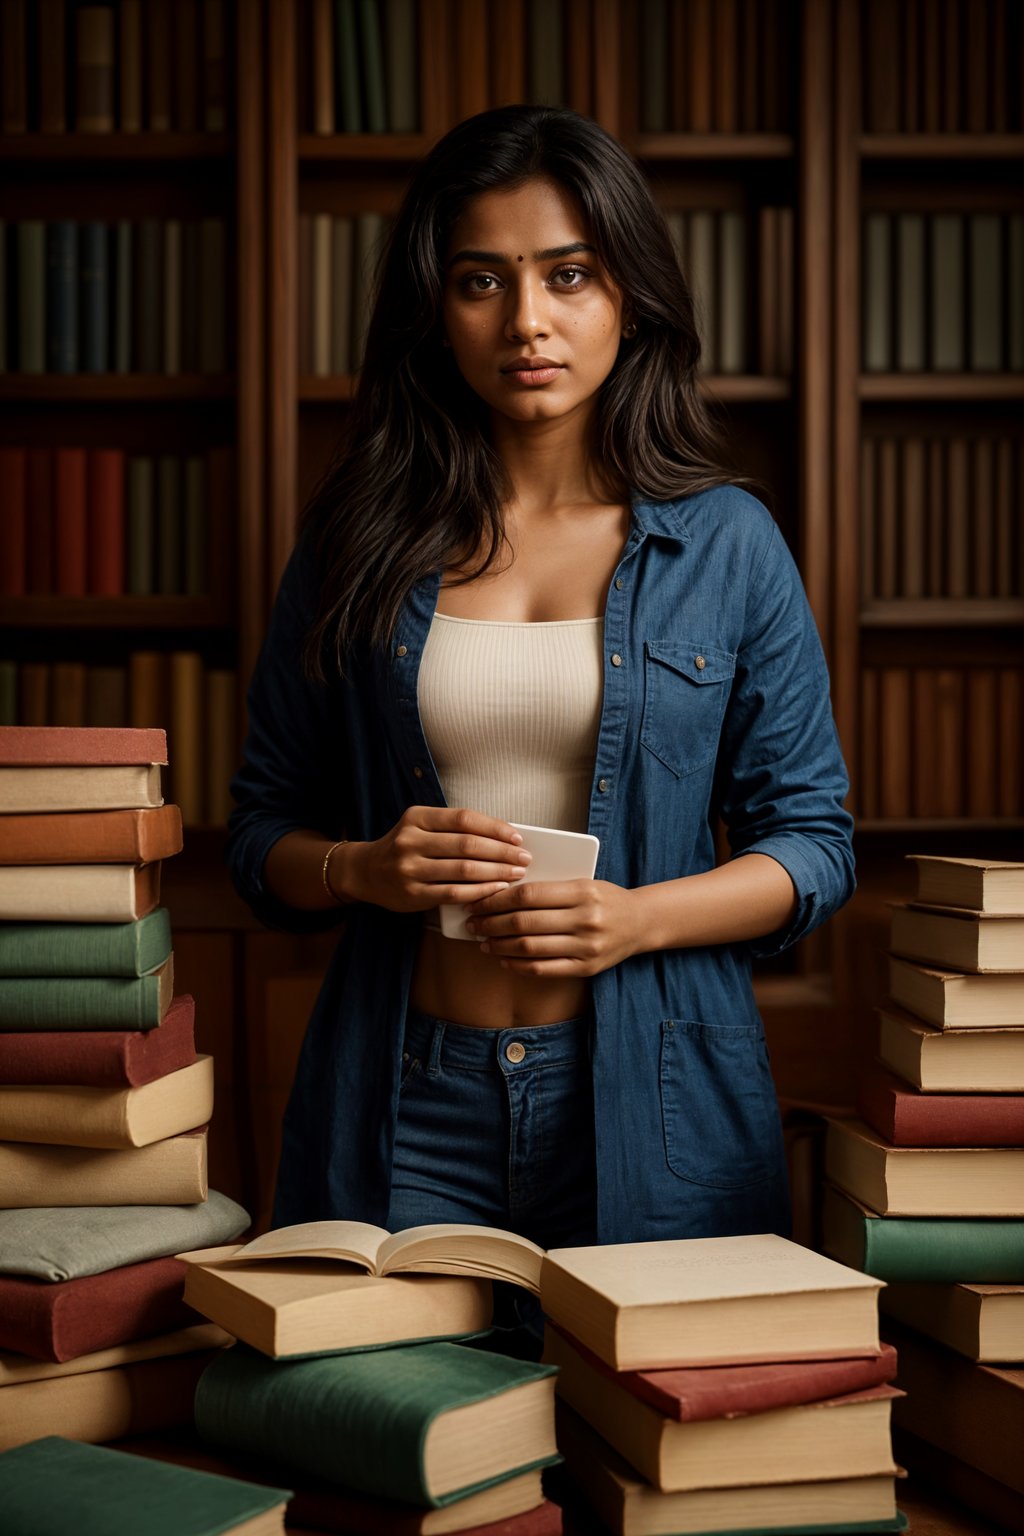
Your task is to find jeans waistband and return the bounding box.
[403,1006,591,1072]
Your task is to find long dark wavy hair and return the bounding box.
[301,103,734,678]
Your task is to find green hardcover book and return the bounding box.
[357,0,387,131]
[195,1341,559,1509]
[383,0,417,132]
[896,213,925,371]
[0,958,172,1031]
[930,213,964,371]
[1010,214,1024,372]
[334,0,362,131]
[822,1184,1024,1283]
[969,213,1002,371]
[0,907,171,978]
[0,1436,290,1536]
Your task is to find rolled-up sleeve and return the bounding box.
[225,536,350,934]
[716,521,856,957]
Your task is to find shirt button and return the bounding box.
[614,578,624,590]
[695,655,706,670]
[505,1041,526,1064]
[598,778,609,792]
[413,766,424,779]
[396,645,408,657]
[610,653,622,667]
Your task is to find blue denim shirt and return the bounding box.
[227,485,855,1242]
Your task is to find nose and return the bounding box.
[503,272,551,342]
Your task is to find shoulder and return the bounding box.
[642,482,781,575]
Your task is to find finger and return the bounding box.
[413,858,530,886]
[414,832,533,869]
[478,932,588,958]
[465,880,586,917]
[414,807,525,845]
[466,907,578,940]
[417,880,515,907]
[496,956,589,978]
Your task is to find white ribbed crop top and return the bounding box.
[417,613,604,833]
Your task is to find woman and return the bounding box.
[227,105,855,1257]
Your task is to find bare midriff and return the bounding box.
[410,926,590,1030]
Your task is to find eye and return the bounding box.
[460,272,501,294]
[550,264,591,289]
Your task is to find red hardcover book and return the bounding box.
[87,449,126,595]
[0,446,27,595]
[0,1256,200,1363]
[54,447,88,595]
[26,448,54,593]
[545,1321,897,1424]
[0,804,183,865]
[0,994,196,1087]
[857,1063,1024,1149]
[0,725,168,764]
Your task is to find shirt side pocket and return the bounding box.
[658,1018,775,1188]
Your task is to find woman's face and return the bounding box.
[441,176,626,431]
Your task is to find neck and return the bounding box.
[489,403,616,515]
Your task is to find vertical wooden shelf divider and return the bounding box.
[267,0,299,603]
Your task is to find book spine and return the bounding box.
[75,4,115,132]
[713,0,737,131]
[330,216,353,374]
[126,457,156,596]
[0,994,195,1088]
[311,213,332,377]
[687,0,711,131]
[119,0,142,131]
[384,0,417,132]
[862,213,892,372]
[311,0,335,133]
[357,0,387,130]
[157,455,183,595]
[853,1210,1024,1283]
[129,650,165,727]
[84,666,128,728]
[170,650,204,825]
[0,972,167,1030]
[335,0,363,131]
[46,221,78,374]
[183,455,207,596]
[0,447,27,597]
[54,448,88,596]
[687,210,715,371]
[38,0,66,132]
[717,211,747,373]
[78,221,110,373]
[163,219,183,375]
[205,669,236,826]
[175,0,199,132]
[896,214,925,372]
[87,449,125,597]
[17,222,45,373]
[0,663,17,726]
[113,220,133,372]
[969,213,1002,372]
[930,214,964,371]
[146,0,172,131]
[203,0,227,130]
[51,663,87,727]
[198,218,227,373]
[135,218,163,373]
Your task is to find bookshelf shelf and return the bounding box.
[860,134,1024,161]
[858,375,1024,402]
[860,600,1024,629]
[3,597,233,630]
[0,377,236,403]
[0,134,233,163]
[632,133,795,161]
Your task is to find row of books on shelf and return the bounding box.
[635,0,795,135]
[860,432,1022,604]
[1,218,229,377]
[862,211,1024,375]
[861,0,1023,135]
[859,665,1022,823]
[297,211,392,377]
[0,658,237,828]
[0,446,229,600]
[819,854,1023,1527]
[0,0,229,136]
[303,0,419,135]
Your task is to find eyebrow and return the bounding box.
[446,241,598,269]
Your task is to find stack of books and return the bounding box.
[0,725,249,1450]
[535,1233,905,1536]
[171,1220,564,1534]
[823,854,1024,1529]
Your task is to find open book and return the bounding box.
[200,1221,545,1296]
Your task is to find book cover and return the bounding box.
[0,1255,200,1363]
[87,447,125,595]
[857,1063,1024,1148]
[878,1005,1024,1093]
[0,951,172,1029]
[907,855,1024,916]
[821,1183,1024,1283]
[0,725,167,765]
[825,1117,1024,1217]
[79,220,110,372]
[0,907,171,977]
[887,952,1024,1030]
[54,446,88,595]
[0,804,182,866]
[0,763,164,815]
[0,860,162,924]
[890,902,1024,973]
[881,1282,1024,1364]
[0,1126,208,1208]
[0,1053,214,1150]
[0,993,196,1087]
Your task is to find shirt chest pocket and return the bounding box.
[641,640,737,779]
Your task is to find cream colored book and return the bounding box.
[555,1400,900,1536]
[890,903,1024,973]
[0,1341,224,1453]
[888,953,1024,1029]
[545,1328,899,1493]
[177,1244,493,1357]
[0,1055,214,1149]
[879,1006,1024,1092]
[826,1118,1024,1216]
[0,861,161,922]
[0,763,163,813]
[537,1234,882,1371]
[908,855,1024,915]
[0,1128,208,1207]
[880,1282,1024,1363]
[0,1322,230,1387]
[202,1219,546,1295]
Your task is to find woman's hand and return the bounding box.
[352,807,532,913]
[462,878,644,977]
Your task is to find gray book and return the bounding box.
[687,210,716,372]
[384,0,417,132]
[0,1189,249,1281]
[163,217,183,375]
[352,211,384,370]
[1010,215,1024,372]
[718,211,747,373]
[16,222,45,374]
[330,215,354,374]
[157,455,183,595]
[198,218,227,374]
[896,213,925,371]
[126,456,156,595]
[862,212,891,372]
[969,214,1002,372]
[183,455,207,597]
[530,0,565,108]
[930,214,964,371]
[113,219,133,372]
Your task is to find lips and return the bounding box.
[500,357,564,373]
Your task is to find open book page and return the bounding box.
[378,1223,546,1294]
[211,1221,393,1271]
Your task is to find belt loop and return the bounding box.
[427,1018,445,1077]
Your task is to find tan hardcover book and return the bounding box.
[888,953,1024,1030]
[0,1055,214,1150]
[825,1118,1024,1217]
[538,1234,881,1372]
[118,0,142,130]
[0,1321,230,1387]
[0,1342,224,1453]
[555,1401,899,1536]
[170,651,204,826]
[545,1329,899,1494]
[907,856,1024,916]
[878,1006,1024,1093]
[0,1127,208,1208]
[0,860,161,922]
[76,5,114,131]
[884,1319,1024,1494]
[205,669,236,827]
[312,213,332,377]
[178,1246,493,1358]
[878,668,911,818]
[881,1283,1024,1364]
[890,902,1024,973]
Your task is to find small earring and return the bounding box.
[623,321,637,338]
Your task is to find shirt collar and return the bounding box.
[629,489,692,544]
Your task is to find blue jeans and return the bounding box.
[387,1007,599,1349]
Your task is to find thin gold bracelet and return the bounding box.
[322,839,349,904]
